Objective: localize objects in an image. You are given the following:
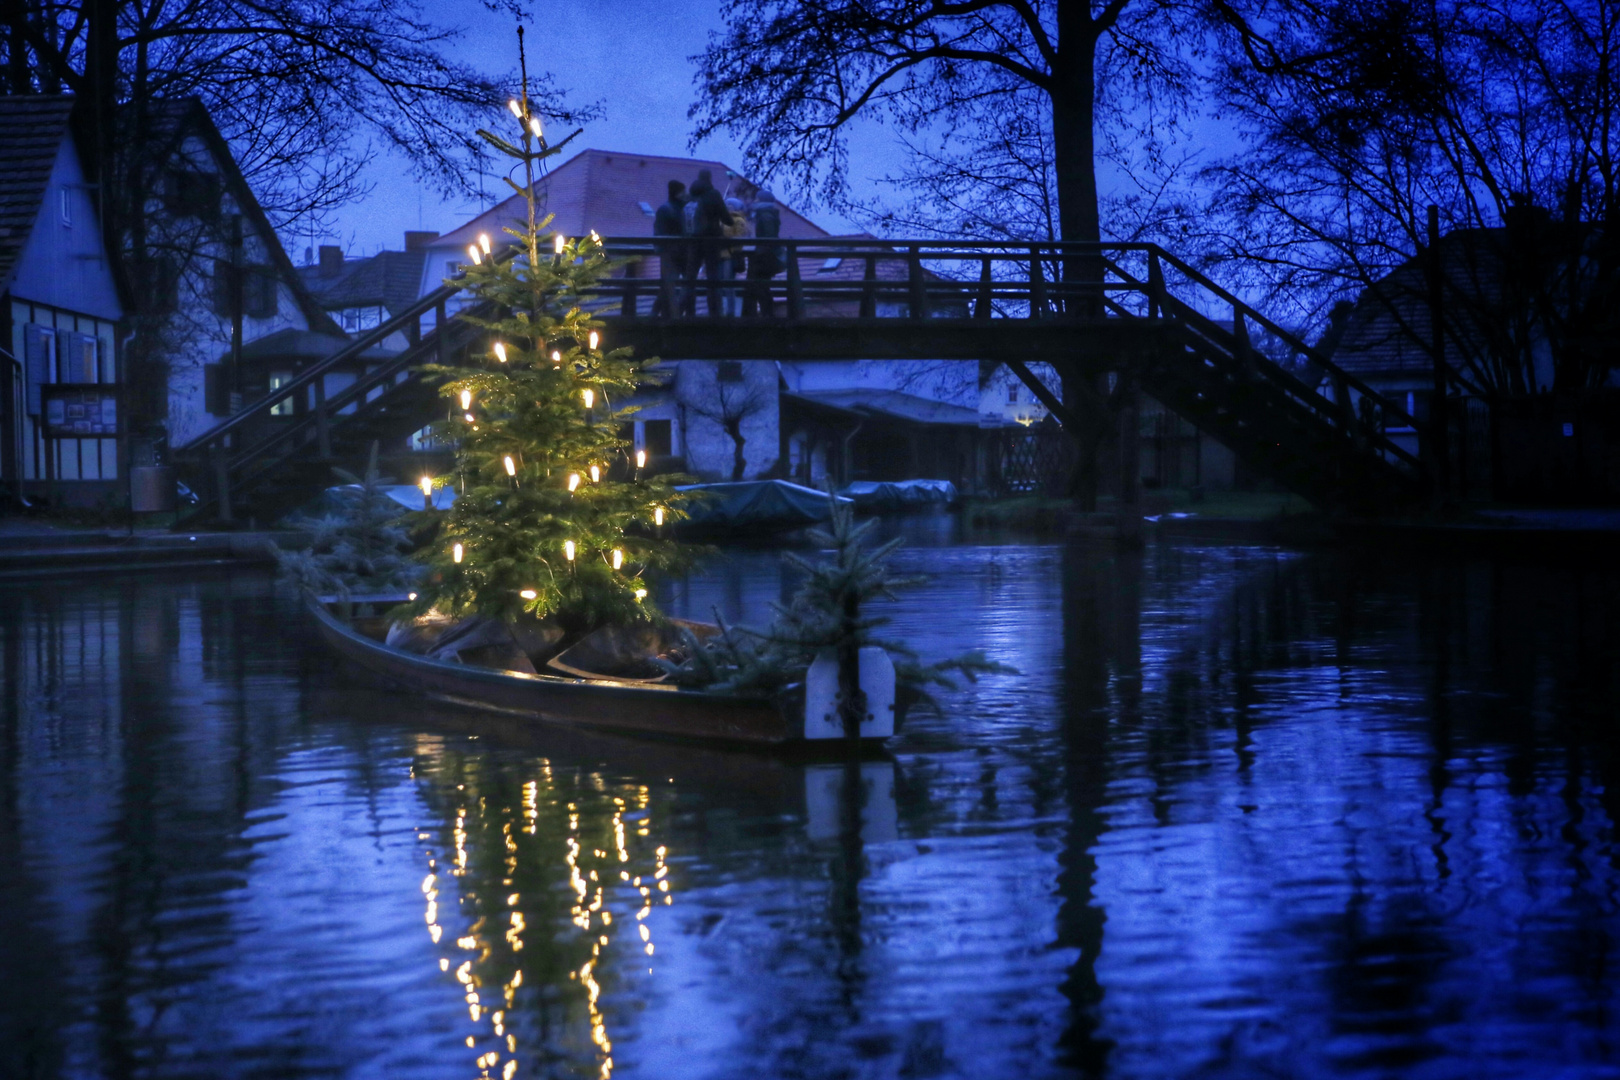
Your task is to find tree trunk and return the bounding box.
[725,418,746,480]
[1052,1,1108,509]
[1052,0,1103,249]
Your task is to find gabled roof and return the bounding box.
[298,250,427,314]
[0,95,77,295]
[1329,229,1517,376]
[128,97,341,334]
[434,148,832,248]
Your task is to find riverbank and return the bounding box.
[963,490,1620,552]
[0,518,306,580]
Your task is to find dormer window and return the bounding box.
[638,201,655,216]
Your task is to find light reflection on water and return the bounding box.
[1,525,1618,1079]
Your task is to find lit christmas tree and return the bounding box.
[406,41,690,635]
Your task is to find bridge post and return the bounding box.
[861,255,877,319]
[975,257,993,320]
[908,244,929,319]
[1147,253,1164,319]
[786,242,804,320]
[1029,246,1047,318]
[1232,308,1256,379]
[212,443,233,524]
[313,377,332,458]
[1117,377,1142,547]
[621,259,641,317]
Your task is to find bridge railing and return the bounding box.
[175,235,1423,520]
[592,237,1422,473]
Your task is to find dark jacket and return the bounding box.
[653,197,685,238]
[686,176,733,238]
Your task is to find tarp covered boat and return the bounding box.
[675,480,850,532]
[837,479,957,511]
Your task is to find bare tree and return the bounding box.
[1204,0,1620,395]
[690,0,1197,250]
[4,0,591,240]
[681,363,774,482]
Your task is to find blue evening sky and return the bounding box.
[324,0,907,257]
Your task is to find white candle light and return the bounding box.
[611,549,623,570]
[564,540,575,561]
[453,542,464,564]
[504,455,516,477]
[460,389,471,410]
[589,464,600,483]
[520,589,537,600]
[493,342,507,363]
[582,389,594,409]
[568,473,580,492]
[635,449,646,469]
[466,244,481,265]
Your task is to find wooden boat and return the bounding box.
[305,594,898,750]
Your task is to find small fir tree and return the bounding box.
[660,496,1011,725]
[404,43,689,634]
[277,441,417,600]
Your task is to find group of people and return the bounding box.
[651,169,783,318]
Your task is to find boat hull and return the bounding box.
[306,596,849,748]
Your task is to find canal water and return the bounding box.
[2,524,1618,1079]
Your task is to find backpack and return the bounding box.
[752,204,781,240]
[681,199,702,237]
[752,204,782,272]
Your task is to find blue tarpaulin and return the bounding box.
[838,479,957,510]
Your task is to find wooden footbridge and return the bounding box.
[172,239,1426,524]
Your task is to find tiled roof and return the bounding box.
[435,148,832,248]
[0,95,75,295]
[298,250,427,314]
[1330,230,1510,376]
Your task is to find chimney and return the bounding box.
[404,230,439,253]
[318,245,344,276]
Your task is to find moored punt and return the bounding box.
[305,595,897,750]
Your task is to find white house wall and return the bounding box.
[674,360,780,481]
[7,135,125,486]
[781,359,980,409]
[155,139,312,449]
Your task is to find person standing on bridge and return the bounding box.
[652,179,687,317]
[742,189,782,317]
[681,168,733,317]
[720,196,750,315]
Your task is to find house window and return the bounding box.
[1007,385,1019,403]
[643,419,673,457]
[717,360,743,383]
[269,372,294,416]
[59,187,72,227]
[638,201,655,215]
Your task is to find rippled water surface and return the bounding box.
[3,524,1619,1079]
